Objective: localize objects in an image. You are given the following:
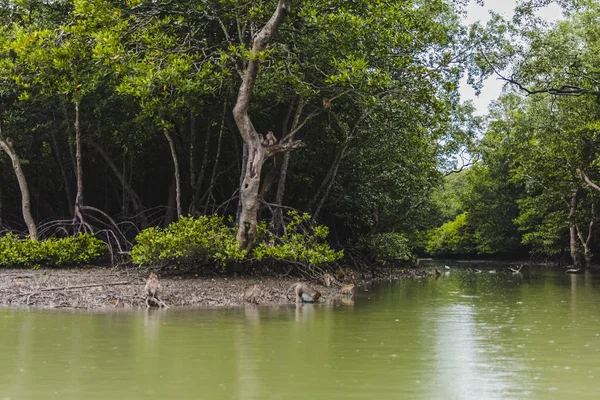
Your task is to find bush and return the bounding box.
[131,215,245,266]
[358,232,415,266]
[425,212,476,256]
[252,211,343,266]
[0,233,107,267]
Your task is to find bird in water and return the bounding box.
[475,269,482,273]
[489,269,497,274]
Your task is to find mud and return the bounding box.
[0,267,429,310]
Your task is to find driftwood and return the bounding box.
[27,281,137,293]
[509,265,523,273]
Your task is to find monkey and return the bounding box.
[145,273,164,308]
[259,133,267,146]
[145,273,160,298]
[335,267,347,281]
[286,282,321,303]
[339,284,355,295]
[244,284,260,304]
[323,272,334,288]
[336,267,354,283]
[266,131,277,146]
[322,97,332,109]
[434,268,442,277]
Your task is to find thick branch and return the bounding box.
[501,76,600,97]
[0,137,38,240]
[480,51,600,98]
[232,0,291,137]
[577,168,600,192]
[265,139,305,157]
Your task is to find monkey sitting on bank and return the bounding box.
[145,273,166,308]
[244,284,261,304]
[286,282,321,303]
[323,272,335,288]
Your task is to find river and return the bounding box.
[1,262,600,399]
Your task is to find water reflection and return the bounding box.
[3,265,600,399]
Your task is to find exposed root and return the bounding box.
[146,295,169,308]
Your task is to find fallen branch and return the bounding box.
[26,281,139,293]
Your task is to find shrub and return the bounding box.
[0,233,107,267]
[358,232,415,266]
[252,211,343,266]
[425,212,476,256]
[131,215,245,266]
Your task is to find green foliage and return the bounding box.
[0,233,106,267]
[358,232,415,266]
[131,216,245,266]
[425,213,476,257]
[252,211,343,266]
[131,213,342,267]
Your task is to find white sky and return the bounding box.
[459,0,563,115]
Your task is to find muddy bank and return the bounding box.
[0,267,430,310]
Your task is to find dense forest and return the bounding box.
[0,0,597,270]
[427,0,600,269]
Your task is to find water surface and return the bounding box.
[2,263,600,399]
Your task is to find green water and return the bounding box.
[2,263,600,399]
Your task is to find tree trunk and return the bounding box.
[0,137,38,240]
[190,122,211,215]
[569,189,584,268]
[232,0,304,251]
[49,130,73,217]
[274,100,306,234]
[164,129,182,218]
[73,101,85,227]
[189,113,196,190]
[236,143,248,224]
[164,177,177,226]
[203,103,226,214]
[90,142,148,228]
[309,139,349,223]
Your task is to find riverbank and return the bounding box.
[0,267,430,310]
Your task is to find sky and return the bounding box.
[459,0,564,115]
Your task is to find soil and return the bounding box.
[0,266,431,310]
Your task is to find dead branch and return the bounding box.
[24,281,139,293]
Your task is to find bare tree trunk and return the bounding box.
[90,142,149,228]
[203,103,226,213]
[308,138,349,223]
[164,177,177,226]
[236,143,248,223]
[576,204,595,267]
[232,0,303,251]
[190,123,211,214]
[73,101,84,225]
[164,129,182,218]
[49,130,73,217]
[569,189,584,268]
[189,113,196,190]
[311,146,346,224]
[61,105,77,176]
[274,100,306,234]
[0,137,38,240]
